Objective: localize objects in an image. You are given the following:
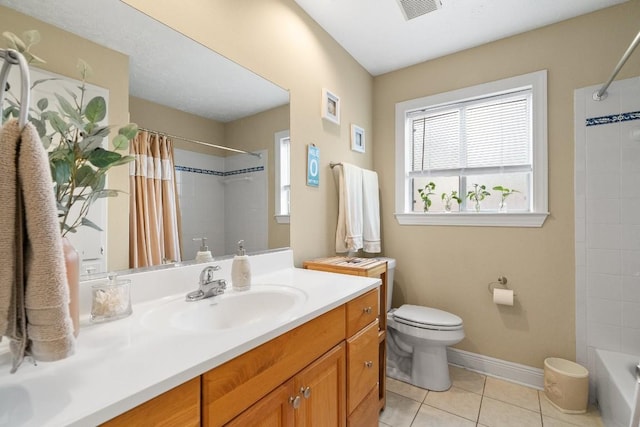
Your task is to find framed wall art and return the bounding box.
[321,88,340,124]
[351,124,365,153]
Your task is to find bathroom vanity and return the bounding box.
[0,249,381,426]
[303,256,388,411]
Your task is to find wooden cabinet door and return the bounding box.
[347,320,379,415]
[295,343,346,427]
[226,380,295,427]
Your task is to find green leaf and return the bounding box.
[84,96,107,124]
[55,93,82,124]
[111,134,130,151]
[81,217,103,232]
[22,30,41,48]
[48,112,69,135]
[109,155,134,167]
[2,31,26,51]
[36,97,49,111]
[51,159,71,187]
[88,148,122,168]
[30,117,47,138]
[75,165,96,187]
[118,123,139,140]
[76,59,93,80]
[31,78,59,90]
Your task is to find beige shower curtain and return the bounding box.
[129,131,182,268]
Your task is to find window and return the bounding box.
[274,130,290,223]
[395,70,548,227]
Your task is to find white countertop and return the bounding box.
[0,250,381,426]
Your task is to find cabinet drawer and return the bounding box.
[347,384,379,427]
[346,320,379,414]
[346,289,378,337]
[101,377,200,427]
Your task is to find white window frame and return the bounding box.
[394,70,549,227]
[274,129,290,224]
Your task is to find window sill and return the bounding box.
[395,212,549,227]
[275,215,290,224]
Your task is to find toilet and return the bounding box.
[380,257,464,391]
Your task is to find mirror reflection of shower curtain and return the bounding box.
[129,131,182,268]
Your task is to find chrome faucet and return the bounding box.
[185,265,227,301]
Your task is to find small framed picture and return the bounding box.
[351,124,365,153]
[321,88,340,124]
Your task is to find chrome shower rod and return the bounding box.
[593,29,640,101]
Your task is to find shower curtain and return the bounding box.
[129,130,182,268]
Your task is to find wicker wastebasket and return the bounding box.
[543,357,589,414]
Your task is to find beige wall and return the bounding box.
[373,1,640,368]
[129,96,225,156]
[122,0,374,266]
[0,6,130,271]
[224,104,291,250]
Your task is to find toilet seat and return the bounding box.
[392,304,463,331]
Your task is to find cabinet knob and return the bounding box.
[362,306,373,314]
[300,386,311,399]
[364,361,374,368]
[289,395,301,409]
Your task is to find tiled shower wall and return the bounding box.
[574,76,640,377]
[174,148,267,260]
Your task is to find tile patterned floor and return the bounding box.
[379,366,604,427]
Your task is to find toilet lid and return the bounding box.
[393,304,463,330]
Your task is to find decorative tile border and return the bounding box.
[175,165,264,177]
[586,110,640,126]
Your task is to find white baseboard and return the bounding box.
[447,348,544,390]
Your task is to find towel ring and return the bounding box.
[0,49,31,129]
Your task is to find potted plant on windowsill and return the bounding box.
[441,190,461,213]
[417,182,436,212]
[466,184,491,212]
[2,30,138,335]
[492,186,520,213]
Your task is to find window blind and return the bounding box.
[411,91,531,173]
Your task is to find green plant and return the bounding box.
[492,186,520,211]
[441,190,461,212]
[466,184,490,212]
[2,30,137,236]
[417,182,436,212]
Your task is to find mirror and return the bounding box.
[0,0,290,275]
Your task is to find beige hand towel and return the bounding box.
[0,119,75,372]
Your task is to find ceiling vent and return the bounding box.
[396,0,442,20]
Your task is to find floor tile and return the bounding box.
[411,404,476,427]
[424,386,482,422]
[483,376,541,412]
[542,416,580,427]
[387,377,428,402]
[478,397,542,427]
[449,365,486,395]
[538,391,603,426]
[379,391,420,427]
[379,422,392,427]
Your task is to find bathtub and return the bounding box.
[595,349,640,427]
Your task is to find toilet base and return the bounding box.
[411,344,452,391]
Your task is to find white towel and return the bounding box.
[362,169,381,253]
[334,163,363,253]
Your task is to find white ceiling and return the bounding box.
[293,0,629,76]
[0,0,289,122]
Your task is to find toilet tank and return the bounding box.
[376,257,395,312]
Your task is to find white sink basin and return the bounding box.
[141,285,307,333]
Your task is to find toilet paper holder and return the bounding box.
[488,276,517,296]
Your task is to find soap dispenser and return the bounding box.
[231,240,251,291]
[193,237,213,263]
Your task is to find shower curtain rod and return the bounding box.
[137,127,262,159]
[593,29,640,101]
